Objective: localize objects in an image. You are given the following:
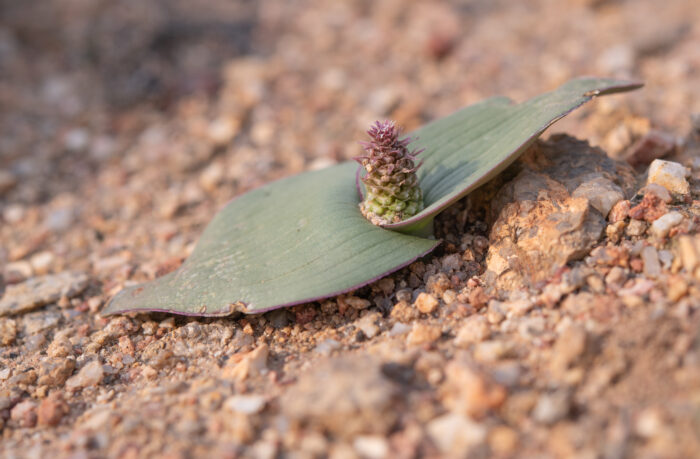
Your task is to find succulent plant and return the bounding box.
[356,120,424,225]
[103,78,642,316]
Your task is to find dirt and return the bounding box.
[2,0,700,457]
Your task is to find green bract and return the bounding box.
[104,77,641,316]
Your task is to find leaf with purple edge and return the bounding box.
[103,162,439,316]
[103,77,641,316]
[364,77,643,235]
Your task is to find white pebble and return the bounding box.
[647,159,690,195]
[224,395,266,414]
[65,360,104,391]
[658,250,674,270]
[427,413,486,454]
[356,314,379,338]
[353,436,389,459]
[29,251,55,275]
[314,339,341,355]
[572,177,625,217]
[533,392,570,424]
[650,211,683,239]
[389,322,411,336]
[641,246,661,279]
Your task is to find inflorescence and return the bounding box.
[356,120,424,225]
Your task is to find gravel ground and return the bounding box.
[1,0,700,457]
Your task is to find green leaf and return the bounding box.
[104,162,439,316]
[104,77,641,316]
[381,77,643,234]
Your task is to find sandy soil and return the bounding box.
[1,0,700,457]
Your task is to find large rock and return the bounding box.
[485,135,635,292]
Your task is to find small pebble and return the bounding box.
[550,326,588,376]
[376,278,395,296]
[266,309,290,329]
[454,315,490,347]
[469,286,489,309]
[658,250,674,270]
[208,117,239,145]
[571,177,624,217]
[21,310,61,335]
[29,251,55,275]
[605,266,628,289]
[678,236,700,272]
[586,274,605,293]
[641,183,673,203]
[65,360,105,391]
[441,254,462,271]
[37,358,76,387]
[517,316,546,339]
[647,159,690,195]
[37,393,68,427]
[0,318,17,346]
[488,425,519,456]
[490,361,522,387]
[388,322,411,336]
[606,222,626,243]
[506,298,534,317]
[667,278,688,302]
[426,413,486,454]
[223,343,269,381]
[356,314,380,339]
[3,204,25,224]
[24,333,47,351]
[635,408,664,439]
[44,207,75,232]
[487,300,506,324]
[414,292,439,314]
[442,356,507,417]
[199,162,225,193]
[426,273,451,297]
[649,211,684,239]
[342,296,371,310]
[533,391,571,424]
[10,399,38,428]
[474,340,512,362]
[442,289,457,305]
[641,246,662,278]
[87,297,102,313]
[389,300,419,322]
[3,261,34,283]
[608,200,631,223]
[353,436,389,459]
[626,219,647,237]
[407,323,441,345]
[224,395,266,415]
[395,289,412,303]
[315,339,341,355]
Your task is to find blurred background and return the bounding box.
[0,0,699,286]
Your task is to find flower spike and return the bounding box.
[355,120,424,225]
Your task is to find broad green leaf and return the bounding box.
[103,162,439,315]
[104,77,641,316]
[380,77,643,234]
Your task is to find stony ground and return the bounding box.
[2,0,700,457]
